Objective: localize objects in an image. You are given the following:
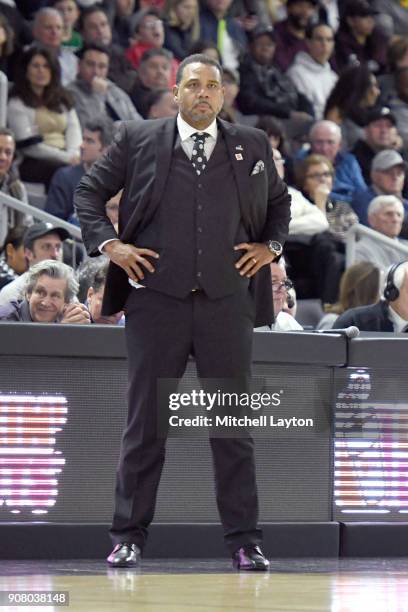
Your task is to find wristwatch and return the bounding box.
[265,240,283,258]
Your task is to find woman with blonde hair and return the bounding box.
[163,0,200,60]
[317,261,381,329]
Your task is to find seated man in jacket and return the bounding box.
[0,222,69,306]
[46,117,114,222]
[237,25,314,128]
[335,260,408,332]
[129,48,173,118]
[354,195,407,274]
[296,120,367,204]
[351,107,402,186]
[352,149,408,227]
[0,259,90,323]
[79,5,137,93]
[68,44,142,129]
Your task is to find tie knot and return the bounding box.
[192,132,209,143]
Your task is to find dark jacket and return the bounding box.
[237,54,314,118]
[164,23,195,61]
[199,7,247,51]
[107,44,137,94]
[0,299,32,321]
[129,80,153,118]
[45,163,86,221]
[351,139,376,185]
[74,116,291,325]
[273,19,308,73]
[335,26,388,74]
[335,300,393,331]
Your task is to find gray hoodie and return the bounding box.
[287,51,338,120]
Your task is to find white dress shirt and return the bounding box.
[255,312,303,332]
[388,304,408,333]
[176,113,217,160]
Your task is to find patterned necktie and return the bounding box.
[191,132,209,176]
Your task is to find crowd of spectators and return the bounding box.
[1,0,408,332]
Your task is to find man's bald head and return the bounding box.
[310,120,342,163]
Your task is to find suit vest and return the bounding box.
[134,132,250,299]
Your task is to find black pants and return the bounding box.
[19,156,66,190]
[109,286,262,553]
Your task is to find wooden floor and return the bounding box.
[1,559,408,611]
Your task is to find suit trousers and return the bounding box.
[109,285,262,552]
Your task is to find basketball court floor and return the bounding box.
[1,558,408,611]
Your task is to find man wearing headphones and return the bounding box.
[334,261,408,332]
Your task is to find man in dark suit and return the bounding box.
[74,54,291,570]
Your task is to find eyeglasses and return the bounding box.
[272,279,293,292]
[305,171,333,180]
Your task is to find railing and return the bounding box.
[0,191,82,241]
[345,223,408,267]
[0,191,83,268]
[0,71,7,128]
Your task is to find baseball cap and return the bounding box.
[371,150,406,172]
[23,222,70,248]
[364,107,397,127]
[343,0,378,18]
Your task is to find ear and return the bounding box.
[24,247,33,263]
[87,287,94,300]
[367,212,376,227]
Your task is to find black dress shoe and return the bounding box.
[232,545,270,571]
[107,543,141,568]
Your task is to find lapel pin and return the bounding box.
[235,153,243,161]
[235,145,243,151]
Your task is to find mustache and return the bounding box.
[194,100,212,108]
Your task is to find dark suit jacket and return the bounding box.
[335,301,394,332]
[74,117,291,324]
[46,163,85,221]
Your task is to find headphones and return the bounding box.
[384,261,406,302]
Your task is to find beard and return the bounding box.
[288,13,312,31]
